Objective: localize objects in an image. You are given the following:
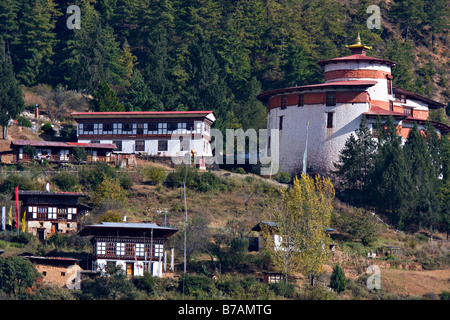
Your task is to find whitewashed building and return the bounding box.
[257,35,449,175]
[71,110,216,167]
[78,222,178,277]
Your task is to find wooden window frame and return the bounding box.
[158,140,168,152]
[135,140,145,152]
[326,112,334,129]
[298,94,304,107]
[281,95,287,109]
[326,92,336,106]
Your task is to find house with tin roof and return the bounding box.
[78,222,178,278]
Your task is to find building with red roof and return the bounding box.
[257,34,449,175]
[71,110,216,168]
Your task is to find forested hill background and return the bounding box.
[0,0,449,131]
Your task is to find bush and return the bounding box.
[72,147,87,162]
[51,172,79,191]
[22,145,37,158]
[17,116,32,128]
[165,167,226,192]
[269,282,295,298]
[440,291,450,300]
[79,162,116,190]
[178,274,216,298]
[274,172,291,184]
[41,123,55,135]
[0,174,36,193]
[141,166,166,185]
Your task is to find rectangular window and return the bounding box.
[168,122,178,131]
[148,123,158,132]
[387,79,392,95]
[116,243,125,256]
[298,94,304,106]
[84,123,94,132]
[279,116,284,130]
[136,243,145,257]
[154,244,164,257]
[122,123,133,132]
[103,123,113,132]
[281,95,287,109]
[67,207,76,220]
[158,140,168,151]
[113,140,122,151]
[136,123,144,135]
[389,101,394,111]
[97,242,106,255]
[135,140,145,152]
[48,207,57,220]
[28,206,37,219]
[326,112,334,129]
[326,92,336,106]
[403,107,412,116]
[186,122,194,131]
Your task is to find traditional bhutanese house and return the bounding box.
[71,110,216,168]
[24,255,81,288]
[15,190,89,241]
[78,222,178,278]
[257,34,449,175]
[5,140,117,164]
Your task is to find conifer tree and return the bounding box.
[0,36,24,139]
[329,264,346,294]
[334,115,376,205]
[63,1,126,91]
[16,0,61,86]
[0,0,20,45]
[124,70,162,111]
[370,117,414,229]
[91,80,125,112]
[404,123,440,229]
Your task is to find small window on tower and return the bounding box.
[326,92,336,106]
[281,95,287,109]
[326,112,334,128]
[298,94,304,107]
[279,116,284,130]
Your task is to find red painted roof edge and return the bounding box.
[318,54,397,66]
[71,110,215,116]
[257,80,377,102]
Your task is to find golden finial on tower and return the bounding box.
[345,33,372,55]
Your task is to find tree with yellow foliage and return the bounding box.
[263,173,334,286]
[92,174,127,206]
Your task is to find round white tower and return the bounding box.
[257,35,398,175]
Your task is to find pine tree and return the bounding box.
[123,70,162,111]
[0,0,20,45]
[91,80,125,112]
[370,117,414,229]
[329,264,346,294]
[15,0,61,86]
[63,1,126,91]
[0,36,24,139]
[404,123,440,229]
[182,34,228,127]
[334,115,376,205]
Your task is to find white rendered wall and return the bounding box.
[78,138,213,157]
[93,259,163,277]
[267,99,370,175]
